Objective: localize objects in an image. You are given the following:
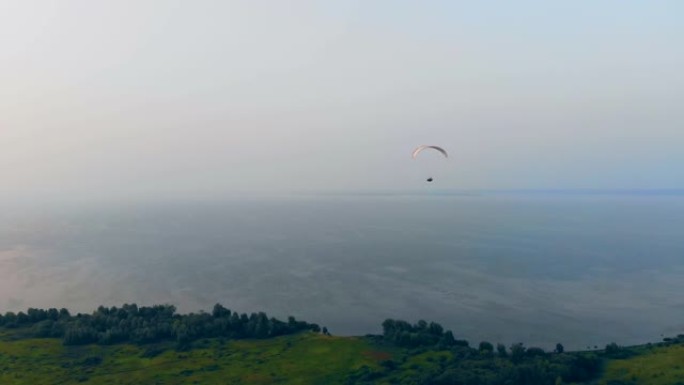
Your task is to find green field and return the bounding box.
[598,344,684,385]
[0,332,389,385]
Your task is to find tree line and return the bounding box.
[0,303,321,348]
[355,318,603,385]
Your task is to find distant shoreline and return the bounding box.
[298,188,684,197]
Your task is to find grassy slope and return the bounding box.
[598,344,684,385]
[0,332,389,385]
[4,329,684,385]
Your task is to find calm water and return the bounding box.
[1,194,683,350]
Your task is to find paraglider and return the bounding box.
[412,145,447,183]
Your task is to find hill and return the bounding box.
[1,304,683,384]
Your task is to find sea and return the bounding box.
[1,192,683,350]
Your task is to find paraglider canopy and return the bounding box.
[411,145,448,159]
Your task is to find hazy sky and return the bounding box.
[1,1,682,200]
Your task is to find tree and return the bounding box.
[442,330,456,346]
[497,343,508,357]
[510,343,526,364]
[16,312,29,324]
[479,341,494,353]
[605,342,619,353]
[605,342,620,356]
[254,313,270,338]
[428,322,443,336]
[555,343,564,354]
[32,320,55,337]
[212,304,230,318]
[417,320,428,330]
[47,308,59,320]
[27,308,47,322]
[526,347,546,357]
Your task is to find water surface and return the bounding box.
[1,194,683,350]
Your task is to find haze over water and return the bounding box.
[2,193,683,350]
